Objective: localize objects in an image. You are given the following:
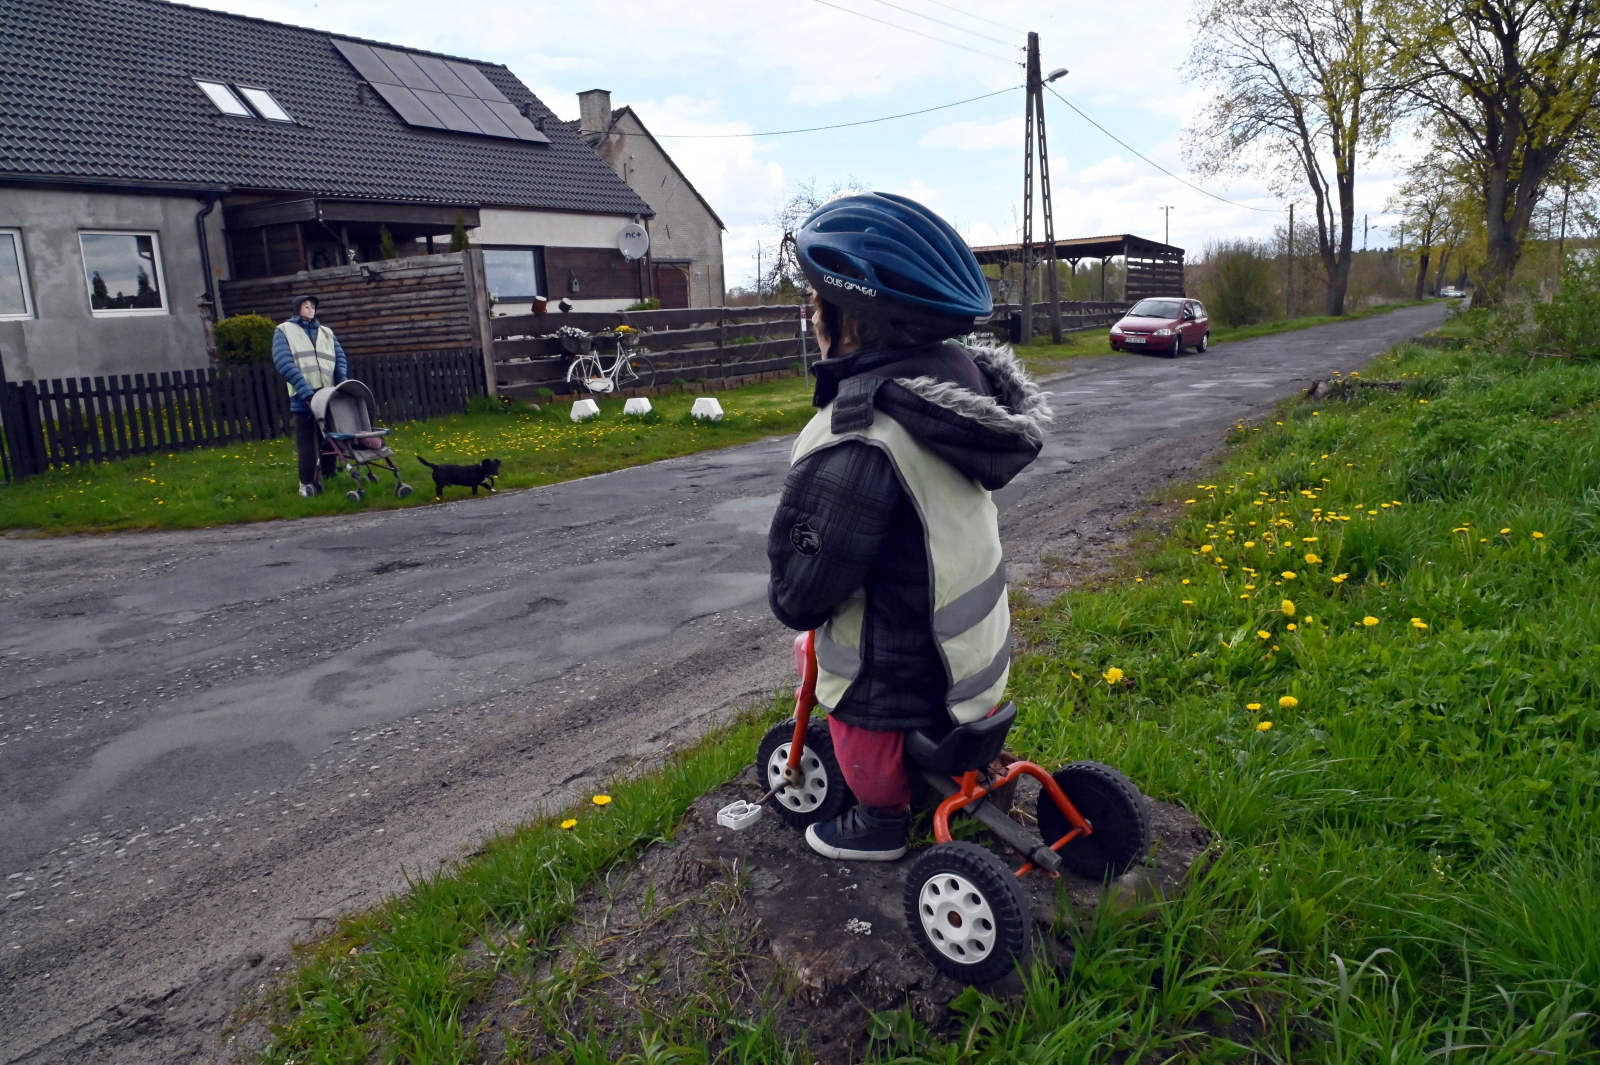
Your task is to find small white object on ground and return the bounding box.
[570,398,601,421]
[623,397,653,415]
[844,917,872,936]
[716,799,763,831]
[690,397,724,421]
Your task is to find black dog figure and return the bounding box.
[417,457,501,500]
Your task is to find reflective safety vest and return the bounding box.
[793,403,1010,724]
[277,321,338,397]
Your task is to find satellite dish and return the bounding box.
[618,222,650,260]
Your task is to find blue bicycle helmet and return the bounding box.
[796,191,992,339]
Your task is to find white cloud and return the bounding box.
[919,117,1025,151]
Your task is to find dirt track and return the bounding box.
[0,303,1444,1063]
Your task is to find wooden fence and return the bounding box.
[490,304,817,399]
[0,349,483,482]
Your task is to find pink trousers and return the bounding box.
[827,716,911,813]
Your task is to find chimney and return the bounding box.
[577,89,612,145]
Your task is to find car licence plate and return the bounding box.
[1124,336,1146,344]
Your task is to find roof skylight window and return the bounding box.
[195,80,251,117]
[238,87,292,122]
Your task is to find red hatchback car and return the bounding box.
[1109,297,1210,356]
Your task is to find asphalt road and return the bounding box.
[0,302,1445,1063]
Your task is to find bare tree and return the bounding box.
[761,176,864,300]
[1187,0,1396,315]
[1387,0,1600,304]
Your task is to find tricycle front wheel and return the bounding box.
[756,719,852,829]
[904,841,1030,983]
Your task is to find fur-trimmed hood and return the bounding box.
[810,338,1052,490]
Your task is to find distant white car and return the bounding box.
[1440,287,1466,298]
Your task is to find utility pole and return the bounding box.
[1287,203,1294,317]
[755,243,762,303]
[1160,205,1174,246]
[1018,33,1066,344]
[1363,215,1368,251]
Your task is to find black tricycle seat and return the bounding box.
[904,702,1017,774]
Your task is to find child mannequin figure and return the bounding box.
[767,193,1050,860]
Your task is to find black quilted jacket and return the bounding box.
[766,340,1050,732]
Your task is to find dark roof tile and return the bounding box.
[0,0,653,216]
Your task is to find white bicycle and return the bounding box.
[557,327,656,395]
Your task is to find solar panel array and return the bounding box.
[331,39,551,143]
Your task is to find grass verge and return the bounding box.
[256,338,1600,1062]
[0,377,814,534]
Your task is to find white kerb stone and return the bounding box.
[691,397,724,421]
[623,397,653,415]
[570,398,601,421]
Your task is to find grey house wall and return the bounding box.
[581,100,725,308]
[0,186,219,381]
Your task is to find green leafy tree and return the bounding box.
[214,314,278,365]
[1386,0,1600,304]
[378,226,398,261]
[1188,0,1399,315]
[449,213,471,253]
[1197,240,1281,325]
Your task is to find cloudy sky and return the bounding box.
[208,0,1415,287]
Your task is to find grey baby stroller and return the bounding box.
[308,380,414,503]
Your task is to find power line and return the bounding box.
[1044,84,1276,213]
[917,0,1025,35]
[857,0,1016,46]
[804,0,1019,65]
[621,86,1022,138]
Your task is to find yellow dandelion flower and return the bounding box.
[1182,578,1191,585]
[1278,695,1299,708]
[592,794,612,806]
[1305,553,1321,564]
[1532,531,1545,539]
[1244,540,1256,548]
[1362,616,1380,627]
[1411,618,1428,629]
[1500,528,1511,535]
[1281,571,1297,580]
[1332,573,1349,584]
[1182,599,1194,605]
[1102,667,1125,685]
[1201,544,1213,553]
[1257,630,1271,640]
[1247,702,1261,711]
[1281,599,1296,616]
[1287,623,1297,631]
[1256,720,1273,731]
[560,818,578,830]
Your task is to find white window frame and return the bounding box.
[194,79,252,117]
[236,86,293,123]
[78,230,171,318]
[0,228,34,321]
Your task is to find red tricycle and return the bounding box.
[754,632,1151,983]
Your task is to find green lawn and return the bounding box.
[255,338,1599,1061]
[0,378,815,534]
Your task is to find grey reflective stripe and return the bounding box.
[946,626,1012,704]
[814,627,860,680]
[933,560,1007,641]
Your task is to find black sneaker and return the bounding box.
[805,805,909,861]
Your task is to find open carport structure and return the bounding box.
[971,233,1186,304]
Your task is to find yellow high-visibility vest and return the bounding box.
[792,403,1010,724]
[278,321,338,397]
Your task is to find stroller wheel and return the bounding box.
[346,489,364,503]
[366,470,380,483]
[396,483,413,499]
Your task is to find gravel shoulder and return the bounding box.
[0,303,1445,1063]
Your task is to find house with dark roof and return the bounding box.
[571,90,726,309]
[0,0,656,381]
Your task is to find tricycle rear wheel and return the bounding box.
[1036,761,1150,881]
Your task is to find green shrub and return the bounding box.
[1535,254,1600,359]
[1198,240,1280,327]
[214,314,276,365]
[624,297,661,311]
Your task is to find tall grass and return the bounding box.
[257,341,1600,1062]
